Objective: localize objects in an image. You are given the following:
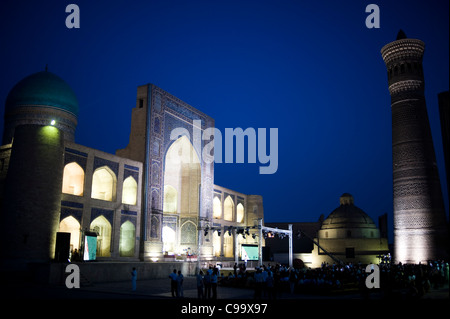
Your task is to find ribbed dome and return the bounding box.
[2,70,78,144]
[321,194,376,230]
[5,70,79,117]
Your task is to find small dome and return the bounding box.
[321,193,376,230]
[5,70,79,117]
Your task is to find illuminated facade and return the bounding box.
[116,84,264,261]
[265,194,389,267]
[381,31,449,263]
[0,70,264,271]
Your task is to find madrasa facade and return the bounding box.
[0,70,264,271]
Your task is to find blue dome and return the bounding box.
[5,71,79,117]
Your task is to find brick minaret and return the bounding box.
[381,30,449,263]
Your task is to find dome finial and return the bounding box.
[340,193,354,205]
[396,29,407,40]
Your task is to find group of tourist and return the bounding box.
[169,269,185,297]
[195,266,220,299]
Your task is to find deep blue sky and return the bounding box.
[1,0,449,242]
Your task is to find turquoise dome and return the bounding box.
[5,71,79,116]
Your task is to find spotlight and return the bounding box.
[227,226,232,236]
[204,227,209,236]
[252,234,256,239]
[245,227,250,235]
[50,119,56,126]
[217,229,222,236]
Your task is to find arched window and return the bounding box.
[223,231,234,258]
[62,162,84,196]
[119,221,136,257]
[59,216,81,251]
[180,221,196,245]
[91,166,116,201]
[213,231,221,257]
[163,185,178,213]
[213,197,222,219]
[90,215,111,257]
[236,203,244,223]
[122,176,137,205]
[224,196,234,221]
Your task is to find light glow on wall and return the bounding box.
[122,176,137,205]
[237,203,244,223]
[395,228,431,264]
[163,185,177,213]
[119,221,136,257]
[162,226,176,254]
[91,166,116,201]
[213,197,222,219]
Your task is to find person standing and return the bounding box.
[177,270,184,298]
[204,269,211,298]
[211,267,218,299]
[131,267,137,291]
[197,270,204,299]
[169,269,178,297]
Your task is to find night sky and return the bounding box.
[1,0,449,242]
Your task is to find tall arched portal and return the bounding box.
[163,135,201,255]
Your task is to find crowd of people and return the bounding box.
[217,260,449,299]
[195,266,220,299]
[165,260,448,299]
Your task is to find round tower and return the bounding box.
[381,31,449,263]
[0,125,64,270]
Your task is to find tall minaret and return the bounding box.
[381,31,449,263]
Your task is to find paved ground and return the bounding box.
[2,277,448,317]
[4,276,448,300]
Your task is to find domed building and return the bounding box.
[310,193,389,267]
[0,69,264,281]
